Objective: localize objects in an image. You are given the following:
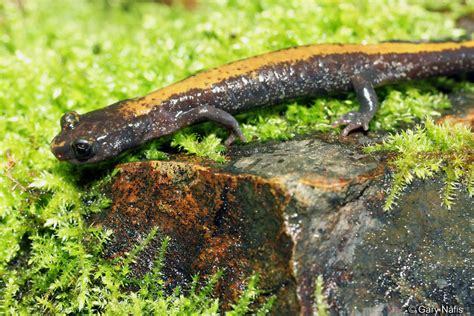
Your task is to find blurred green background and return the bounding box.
[0,0,473,313]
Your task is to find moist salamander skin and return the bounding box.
[50,41,474,164]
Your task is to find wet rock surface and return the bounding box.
[95,94,473,315]
[343,178,472,314]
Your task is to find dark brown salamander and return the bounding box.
[51,41,474,164]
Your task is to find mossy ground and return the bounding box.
[366,118,474,210]
[0,0,473,313]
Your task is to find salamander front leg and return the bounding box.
[332,74,379,136]
[179,105,246,146]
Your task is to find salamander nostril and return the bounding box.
[50,144,66,161]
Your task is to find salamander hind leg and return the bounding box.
[332,73,379,136]
[179,105,246,146]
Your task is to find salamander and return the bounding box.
[51,41,474,164]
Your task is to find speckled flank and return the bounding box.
[50,41,474,164]
[122,41,474,116]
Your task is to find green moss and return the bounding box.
[238,80,458,144]
[313,275,329,316]
[227,275,276,316]
[2,223,269,314]
[365,118,474,210]
[171,132,226,163]
[0,0,473,313]
[372,85,451,131]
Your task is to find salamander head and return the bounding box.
[50,108,150,164]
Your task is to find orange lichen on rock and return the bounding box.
[98,160,298,312]
[300,177,352,192]
[300,164,384,192]
[436,108,474,130]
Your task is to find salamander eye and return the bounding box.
[72,139,95,161]
[61,112,80,130]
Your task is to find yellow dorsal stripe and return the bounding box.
[121,41,474,117]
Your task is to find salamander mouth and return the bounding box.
[52,151,65,161]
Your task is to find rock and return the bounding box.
[99,160,299,313]
[441,92,474,129]
[97,135,384,314]
[94,94,473,315]
[224,137,386,315]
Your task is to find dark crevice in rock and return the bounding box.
[213,183,230,235]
